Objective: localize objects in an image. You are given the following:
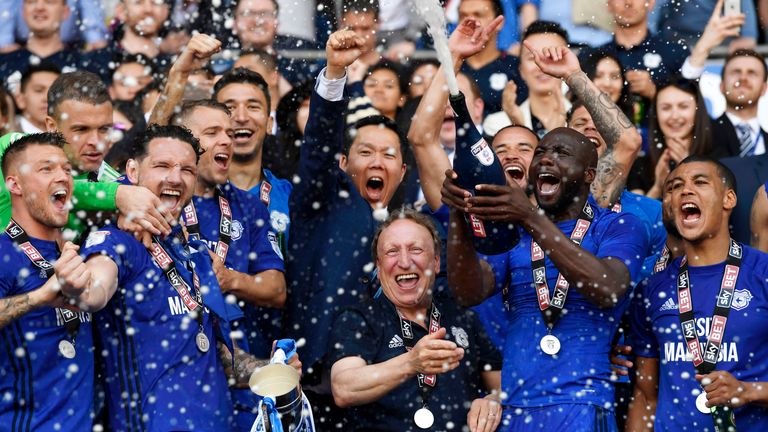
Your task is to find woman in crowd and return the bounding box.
[645,78,713,199]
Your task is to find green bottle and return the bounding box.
[711,405,737,432]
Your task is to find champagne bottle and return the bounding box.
[449,91,520,255]
[712,406,737,432]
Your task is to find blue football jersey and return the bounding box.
[0,233,94,432]
[630,245,768,431]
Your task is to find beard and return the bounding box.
[25,194,67,229]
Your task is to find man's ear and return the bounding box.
[44,116,57,132]
[5,176,21,196]
[125,159,140,185]
[584,167,596,185]
[724,188,737,211]
[339,154,348,172]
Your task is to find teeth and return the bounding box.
[214,153,229,161]
[53,190,66,197]
[162,190,181,196]
[506,166,522,174]
[682,203,698,210]
[396,273,418,282]
[233,129,253,137]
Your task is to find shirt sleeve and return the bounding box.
[595,212,650,284]
[81,228,135,283]
[247,198,285,274]
[314,67,347,102]
[327,307,381,365]
[478,251,510,296]
[627,279,660,359]
[72,181,119,211]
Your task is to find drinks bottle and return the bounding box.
[449,91,519,255]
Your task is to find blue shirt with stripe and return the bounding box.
[82,225,237,432]
[0,233,94,432]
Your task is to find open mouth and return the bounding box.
[395,273,419,288]
[213,152,230,170]
[50,189,69,212]
[232,128,254,144]
[366,176,385,200]
[159,189,182,212]
[680,202,701,223]
[505,165,525,183]
[585,135,601,148]
[536,173,561,197]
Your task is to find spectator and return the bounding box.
[80,0,173,83]
[234,49,293,117]
[105,99,147,172]
[720,152,768,245]
[0,0,80,86]
[272,79,314,180]
[362,60,407,121]
[232,0,322,85]
[458,0,528,116]
[711,50,768,158]
[483,21,571,138]
[340,0,382,70]
[108,55,156,102]
[655,0,759,50]
[628,157,768,432]
[407,59,439,99]
[645,79,714,199]
[282,29,407,426]
[329,209,503,431]
[498,0,539,54]
[0,132,96,431]
[15,63,61,134]
[580,50,634,119]
[0,0,107,53]
[0,86,12,135]
[538,0,613,47]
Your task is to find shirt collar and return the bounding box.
[725,111,760,133]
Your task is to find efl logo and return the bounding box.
[7,223,22,238]
[709,316,727,344]
[678,287,692,313]
[584,204,594,218]
[183,205,197,225]
[572,220,589,240]
[220,197,232,218]
[469,214,486,238]
[729,242,742,259]
[723,265,739,289]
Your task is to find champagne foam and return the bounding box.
[411,0,460,96]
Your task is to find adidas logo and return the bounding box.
[659,297,677,312]
[388,334,404,349]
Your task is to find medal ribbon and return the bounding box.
[676,239,742,374]
[5,219,80,342]
[183,188,233,261]
[510,202,595,331]
[397,303,441,410]
[149,234,206,334]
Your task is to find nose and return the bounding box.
[165,165,183,185]
[396,250,412,269]
[232,104,248,123]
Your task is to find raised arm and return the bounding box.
[65,249,119,312]
[290,30,363,219]
[626,356,659,432]
[0,277,63,330]
[525,43,641,207]
[684,0,745,78]
[443,171,499,306]
[149,34,221,126]
[408,17,504,211]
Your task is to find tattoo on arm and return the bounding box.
[0,293,35,330]
[567,72,633,148]
[591,148,627,206]
[217,342,269,388]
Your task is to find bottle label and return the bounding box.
[471,139,495,167]
[469,214,487,238]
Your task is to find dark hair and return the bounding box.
[2,132,67,175]
[648,78,713,181]
[170,99,231,128]
[0,86,10,135]
[110,53,157,83]
[722,49,767,81]
[235,0,279,13]
[579,50,634,119]
[237,49,278,73]
[130,124,202,162]
[521,20,569,44]
[20,62,62,93]
[213,67,272,112]
[47,71,111,117]
[371,208,441,262]
[342,0,380,16]
[365,59,408,96]
[343,115,406,158]
[674,155,737,192]
[408,59,440,93]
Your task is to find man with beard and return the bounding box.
[627,157,768,431]
[443,127,649,430]
[282,28,407,424]
[0,132,95,431]
[76,124,300,431]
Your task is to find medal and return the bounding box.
[196,332,210,353]
[58,339,76,359]
[414,407,434,429]
[696,392,710,414]
[539,334,561,355]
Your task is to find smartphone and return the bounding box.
[724,0,741,16]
